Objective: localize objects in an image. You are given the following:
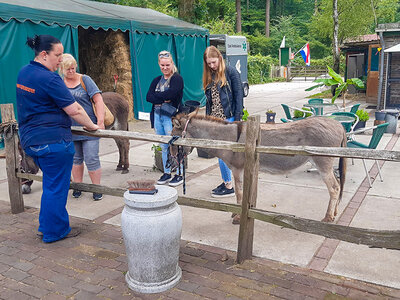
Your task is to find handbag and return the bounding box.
[160,102,177,117]
[80,76,114,126]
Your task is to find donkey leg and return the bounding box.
[121,138,130,174]
[232,168,243,225]
[320,170,341,222]
[114,138,125,172]
[314,158,341,222]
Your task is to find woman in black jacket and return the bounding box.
[146,50,184,186]
[203,45,244,198]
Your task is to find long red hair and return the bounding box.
[202,46,227,90]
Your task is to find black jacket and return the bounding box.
[205,65,243,121]
[146,73,184,128]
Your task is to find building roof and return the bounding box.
[376,22,400,33]
[341,34,380,49]
[0,0,208,36]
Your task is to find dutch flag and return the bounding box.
[300,43,310,66]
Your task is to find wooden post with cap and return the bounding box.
[1,104,24,213]
[237,115,260,263]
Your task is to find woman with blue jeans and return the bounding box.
[147,50,184,186]
[203,46,244,198]
[16,35,98,243]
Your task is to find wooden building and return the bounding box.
[376,23,400,109]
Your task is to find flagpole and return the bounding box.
[292,42,308,58]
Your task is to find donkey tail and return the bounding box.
[338,131,347,201]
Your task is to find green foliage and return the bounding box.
[294,107,312,118]
[305,66,365,103]
[151,144,162,154]
[266,109,275,114]
[355,109,370,122]
[242,109,249,121]
[200,18,235,34]
[248,54,278,84]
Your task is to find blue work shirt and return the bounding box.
[16,61,76,149]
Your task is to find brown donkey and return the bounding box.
[171,111,347,224]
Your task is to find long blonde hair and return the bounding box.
[202,46,227,90]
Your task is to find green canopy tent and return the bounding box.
[0,0,208,123]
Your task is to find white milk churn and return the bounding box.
[122,185,182,293]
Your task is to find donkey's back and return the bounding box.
[257,117,346,174]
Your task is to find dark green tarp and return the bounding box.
[0,0,208,122]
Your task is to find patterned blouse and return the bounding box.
[210,82,225,119]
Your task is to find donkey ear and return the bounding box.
[172,118,182,129]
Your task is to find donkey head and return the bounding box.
[170,109,199,157]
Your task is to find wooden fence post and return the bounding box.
[237,115,260,263]
[1,104,24,213]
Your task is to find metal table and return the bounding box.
[304,103,339,116]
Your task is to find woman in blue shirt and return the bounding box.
[16,35,98,243]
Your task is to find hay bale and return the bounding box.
[78,28,134,120]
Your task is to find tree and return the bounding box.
[265,0,270,37]
[236,0,242,32]
[332,0,340,73]
[178,0,195,22]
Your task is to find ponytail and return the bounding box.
[26,35,61,57]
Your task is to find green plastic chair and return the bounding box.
[308,98,324,115]
[330,111,359,132]
[280,104,314,123]
[349,103,360,114]
[347,122,389,187]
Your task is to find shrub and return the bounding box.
[355,109,370,122]
[294,107,312,118]
[248,54,278,84]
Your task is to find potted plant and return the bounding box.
[266,109,276,123]
[354,109,369,130]
[305,66,365,107]
[152,144,164,172]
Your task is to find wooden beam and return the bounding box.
[1,104,24,213]
[237,116,260,263]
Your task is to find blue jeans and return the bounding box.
[25,140,75,243]
[219,116,235,183]
[154,109,173,174]
[154,108,182,175]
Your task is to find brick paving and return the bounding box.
[0,201,399,300]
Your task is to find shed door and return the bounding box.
[366,45,380,102]
[347,54,364,94]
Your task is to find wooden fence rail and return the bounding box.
[2,103,399,264]
[289,66,328,81]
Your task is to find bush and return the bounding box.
[248,54,278,84]
[294,107,312,118]
[355,109,370,122]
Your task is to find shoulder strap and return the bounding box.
[79,75,87,93]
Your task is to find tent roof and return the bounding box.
[385,44,400,53]
[0,0,208,36]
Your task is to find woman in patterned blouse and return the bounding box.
[202,46,244,198]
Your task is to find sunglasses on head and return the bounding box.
[159,52,171,58]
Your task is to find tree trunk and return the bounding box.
[314,0,318,15]
[265,0,270,37]
[178,0,195,22]
[332,0,340,74]
[236,0,242,33]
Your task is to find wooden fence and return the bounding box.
[1,103,400,264]
[289,66,328,81]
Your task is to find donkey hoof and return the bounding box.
[231,213,237,218]
[121,169,129,174]
[232,215,241,225]
[116,166,123,171]
[22,184,31,194]
[321,216,334,223]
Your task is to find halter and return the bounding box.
[167,116,192,194]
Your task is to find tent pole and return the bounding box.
[384,53,389,110]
